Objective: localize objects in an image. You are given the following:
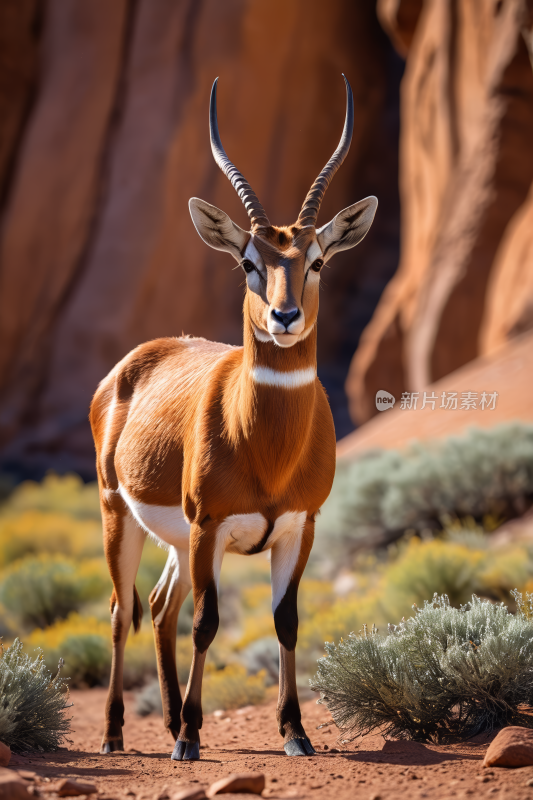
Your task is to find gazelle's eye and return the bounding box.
[311,258,324,273]
[242,259,255,274]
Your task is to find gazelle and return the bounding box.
[90,75,377,760]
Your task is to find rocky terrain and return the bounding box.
[5,688,533,800]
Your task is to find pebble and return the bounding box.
[206,772,265,797]
[0,767,31,799]
[56,778,98,796]
[0,740,11,767]
[171,790,206,800]
[484,727,533,768]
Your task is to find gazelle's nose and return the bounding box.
[271,307,300,329]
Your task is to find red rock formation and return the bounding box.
[337,330,533,460]
[481,181,533,353]
[0,0,401,477]
[348,0,533,424]
[0,0,40,201]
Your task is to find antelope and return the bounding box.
[90,75,377,760]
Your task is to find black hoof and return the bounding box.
[284,736,316,756]
[171,739,200,761]
[100,738,124,754]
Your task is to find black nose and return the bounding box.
[271,307,300,328]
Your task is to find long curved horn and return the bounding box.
[209,78,270,230]
[297,75,354,228]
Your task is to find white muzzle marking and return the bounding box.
[251,365,316,389]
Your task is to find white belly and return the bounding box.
[117,483,305,557]
[118,484,190,550]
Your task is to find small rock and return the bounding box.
[56,779,98,796]
[526,778,533,787]
[0,740,11,767]
[323,744,328,750]
[171,790,206,800]
[0,768,31,799]
[329,748,339,753]
[484,727,533,768]
[17,772,37,782]
[207,772,265,796]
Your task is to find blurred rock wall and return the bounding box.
[348,0,533,423]
[0,0,402,479]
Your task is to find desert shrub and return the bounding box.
[0,555,108,630]
[0,472,100,519]
[312,592,533,743]
[27,614,111,686]
[136,678,163,716]
[27,613,158,688]
[380,537,533,616]
[0,512,103,568]
[136,663,267,717]
[0,639,71,752]
[315,423,533,563]
[240,637,279,684]
[298,590,382,663]
[202,664,266,713]
[381,538,486,609]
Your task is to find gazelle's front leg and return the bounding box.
[172,519,224,761]
[271,516,316,756]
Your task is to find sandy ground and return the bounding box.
[8,688,533,799]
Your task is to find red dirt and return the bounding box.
[8,688,533,799]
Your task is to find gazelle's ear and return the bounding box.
[317,196,378,260]
[189,198,249,261]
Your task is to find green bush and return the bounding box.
[315,423,533,564]
[57,634,111,688]
[0,472,101,520]
[311,592,533,743]
[0,639,71,752]
[27,613,158,689]
[0,555,108,630]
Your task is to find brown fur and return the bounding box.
[91,221,336,755]
[109,587,143,633]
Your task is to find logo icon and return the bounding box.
[375,389,396,412]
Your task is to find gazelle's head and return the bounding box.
[189,77,377,349]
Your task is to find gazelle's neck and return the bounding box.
[242,312,317,385]
[222,304,318,496]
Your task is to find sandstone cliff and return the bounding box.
[348,0,533,423]
[0,0,401,478]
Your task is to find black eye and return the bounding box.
[311,258,324,272]
[242,259,255,274]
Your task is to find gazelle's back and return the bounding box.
[91,335,237,504]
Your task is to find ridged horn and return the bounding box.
[210,78,270,230]
[297,74,354,227]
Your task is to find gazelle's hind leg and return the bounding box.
[271,517,316,757]
[149,546,192,738]
[101,501,145,753]
[172,519,225,761]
